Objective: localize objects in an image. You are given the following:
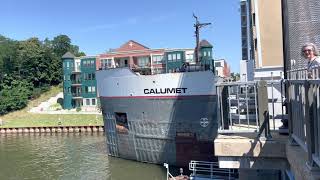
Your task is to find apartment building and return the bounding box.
[240,0,284,80]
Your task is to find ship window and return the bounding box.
[115,112,129,134]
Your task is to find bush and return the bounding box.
[40,84,50,93]
[31,88,42,99]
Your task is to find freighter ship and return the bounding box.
[96,15,219,166]
[96,67,219,166]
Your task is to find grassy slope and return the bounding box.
[0,86,103,127]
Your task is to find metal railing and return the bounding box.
[189,160,237,179]
[287,67,320,168]
[216,80,285,138]
[163,163,176,180]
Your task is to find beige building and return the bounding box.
[214,59,231,78]
[240,0,284,80]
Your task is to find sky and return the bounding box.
[1,0,241,72]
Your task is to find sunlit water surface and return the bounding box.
[0,133,166,180]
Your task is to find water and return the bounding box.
[0,133,166,180]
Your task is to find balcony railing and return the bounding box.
[216,80,285,138]
[287,67,320,168]
[71,80,81,84]
[72,93,82,98]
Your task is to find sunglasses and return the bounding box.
[304,49,313,53]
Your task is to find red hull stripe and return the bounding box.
[100,95,215,99]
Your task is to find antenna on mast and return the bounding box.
[193,14,211,63]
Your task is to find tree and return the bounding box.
[0,34,85,115]
[0,76,31,115]
[230,72,240,81]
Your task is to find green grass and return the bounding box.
[0,85,104,128]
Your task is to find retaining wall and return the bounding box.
[0,126,104,134]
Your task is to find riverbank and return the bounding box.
[0,86,104,128]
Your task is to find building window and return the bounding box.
[138,57,149,67]
[186,53,194,62]
[92,86,96,93]
[177,53,181,60]
[215,62,222,67]
[92,99,96,105]
[88,86,92,92]
[241,3,246,14]
[172,54,177,61]
[204,51,207,56]
[208,51,211,57]
[86,99,90,106]
[168,54,172,61]
[153,55,163,64]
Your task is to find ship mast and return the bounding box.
[193,14,211,63]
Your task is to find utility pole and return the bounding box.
[193,14,211,63]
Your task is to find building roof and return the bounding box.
[62,52,75,59]
[116,40,150,52]
[200,39,213,48]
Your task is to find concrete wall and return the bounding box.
[253,0,284,68]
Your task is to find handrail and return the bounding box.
[216,80,284,138]
[189,160,235,179]
[163,163,176,180]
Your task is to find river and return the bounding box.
[0,133,166,180]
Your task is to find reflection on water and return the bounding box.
[0,133,166,180]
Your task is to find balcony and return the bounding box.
[71,80,81,86]
[71,66,81,73]
[72,93,82,99]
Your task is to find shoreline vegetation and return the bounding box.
[0,34,104,127]
[0,85,103,128]
[0,34,85,115]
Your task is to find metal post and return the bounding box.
[271,72,275,130]
[237,85,241,125]
[228,86,233,130]
[257,81,272,140]
[221,86,229,130]
[246,84,250,129]
[305,81,316,168]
